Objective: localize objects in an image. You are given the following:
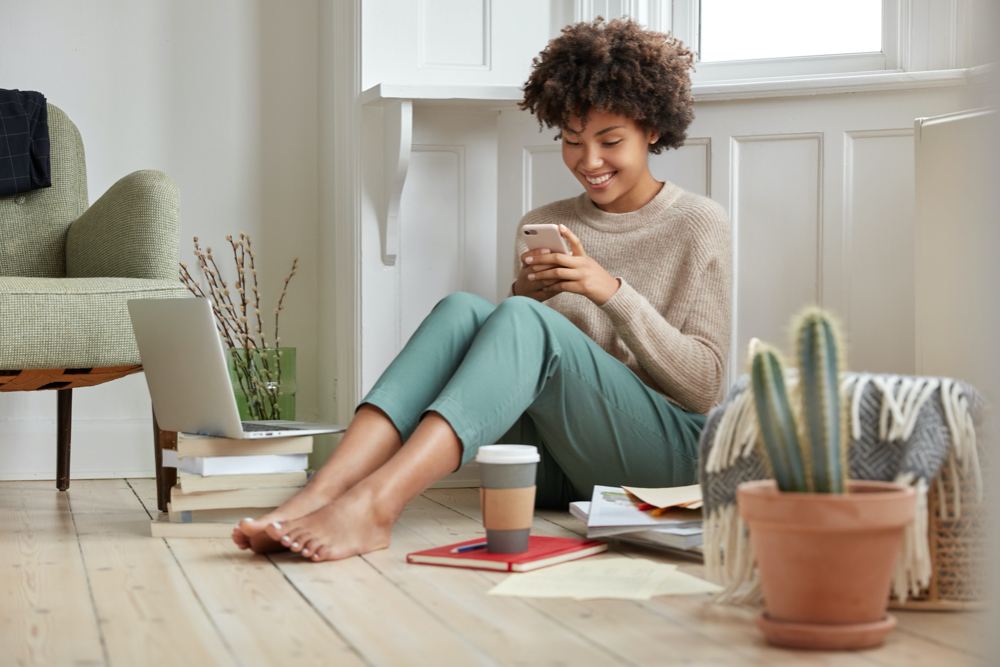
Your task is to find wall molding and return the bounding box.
[729,132,824,384]
[329,0,364,425]
[842,127,914,342]
[361,68,974,107]
[417,0,492,71]
[679,136,712,197]
[381,100,413,266]
[397,143,467,349]
[522,144,562,215]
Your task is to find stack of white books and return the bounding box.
[570,484,704,554]
[150,433,312,538]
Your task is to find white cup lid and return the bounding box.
[475,444,540,464]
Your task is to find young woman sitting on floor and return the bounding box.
[233,17,732,561]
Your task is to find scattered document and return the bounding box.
[586,485,701,538]
[486,557,721,600]
[570,502,702,551]
[622,484,703,510]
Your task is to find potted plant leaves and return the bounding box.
[738,308,916,650]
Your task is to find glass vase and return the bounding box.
[227,347,296,421]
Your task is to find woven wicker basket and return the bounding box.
[890,450,988,610]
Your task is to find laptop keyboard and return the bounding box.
[241,422,308,432]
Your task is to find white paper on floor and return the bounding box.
[486,557,722,600]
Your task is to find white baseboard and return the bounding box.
[0,418,156,481]
[0,472,156,481]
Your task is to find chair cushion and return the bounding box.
[0,277,187,369]
[0,104,88,278]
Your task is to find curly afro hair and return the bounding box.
[519,17,695,154]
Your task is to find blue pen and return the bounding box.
[451,541,488,554]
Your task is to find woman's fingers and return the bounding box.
[560,224,587,258]
[528,267,576,282]
[520,248,551,265]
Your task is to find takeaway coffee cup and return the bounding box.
[475,444,540,553]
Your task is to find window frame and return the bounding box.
[667,0,900,82]
[587,0,970,85]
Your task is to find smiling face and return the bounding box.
[561,109,662,214]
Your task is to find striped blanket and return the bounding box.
[698,372,984,604]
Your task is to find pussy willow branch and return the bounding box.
[180,235,298,420]
[245,234,267,348]
[274,257,298,348]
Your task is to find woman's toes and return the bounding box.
[232,528,250,549]
[238,517,267,537]
[289,533,308,552]
[301,538,318,557]
[264,521,285,541]
[249,532,286,554]
[288,530,305,553]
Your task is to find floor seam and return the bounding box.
[66,489,112,667]
[265,554,375,667]
[354,516,500,667]
[125,478,242,667]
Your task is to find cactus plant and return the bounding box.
[750,307,848,493]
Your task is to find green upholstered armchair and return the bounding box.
[0,104,187,506]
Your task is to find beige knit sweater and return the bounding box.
[512,181,732,414]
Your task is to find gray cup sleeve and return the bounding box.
[481,461,537,489]
[486,528,531,554]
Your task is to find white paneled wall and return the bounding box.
[418,0,491,71]
[334,0,994,436]
[399,148,466,343]
[732,133,823,373]
[488,85,980,390]
[845,129,916,375]
[362,0,568,90]
[358,109,499,393]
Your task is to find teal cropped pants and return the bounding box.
[361,292,705,508]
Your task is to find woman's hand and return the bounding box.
[522,225,620,306]
[514,248,562,302]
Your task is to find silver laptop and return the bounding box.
[128,297,345,439]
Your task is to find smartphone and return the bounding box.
[522,224,571,254]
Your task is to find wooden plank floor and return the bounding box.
[0,480,986,666]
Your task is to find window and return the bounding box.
[699,0,882,63]
[665,0,901,82]
[578,0,960,83]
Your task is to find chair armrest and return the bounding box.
[66,170,180,280]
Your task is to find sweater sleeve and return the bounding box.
[598,226,733,414]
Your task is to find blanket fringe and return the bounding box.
[890,473,930,603]
[706,374,982,605]
[706,387,757,475]
[704,505,762,605]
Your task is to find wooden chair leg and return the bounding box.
[153,409,177,513]
[56,388,72,491]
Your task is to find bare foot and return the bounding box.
[264,484,395,562]
[232,481,342,553]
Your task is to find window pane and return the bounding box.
[699,0,882,63]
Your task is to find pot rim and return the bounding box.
[737,478,915,502]
[736,479,917,530]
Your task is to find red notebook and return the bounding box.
[406,536,607,572]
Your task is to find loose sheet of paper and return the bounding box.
[622,484,703,509]
[486,557,722,600]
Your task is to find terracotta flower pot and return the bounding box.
[737,479,916,650]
